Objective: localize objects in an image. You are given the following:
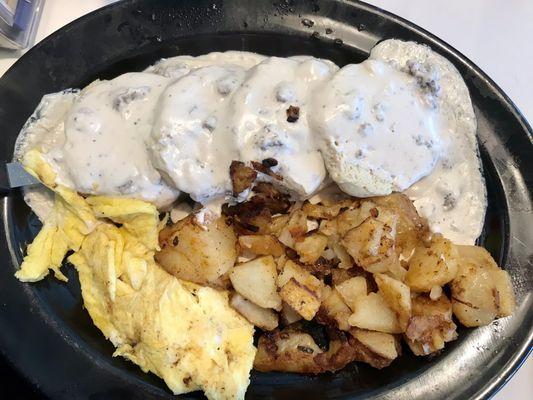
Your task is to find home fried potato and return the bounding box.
[278,261,324,320]
[230,293,279,331]
[156,215,237,285]
[314,334,364,372]
[275,254,288,272]
[287,209,308,238]
[277,228,294,248]
[330,267,368,286]
[254,328,323,373]
[301,257,334,280]
[339,201,396,229]
[229,256,282,310]
[490,269,516,317]
[162,187,516,376]
[238,235,284,257]
[450,245,515,327]
[328,235,353,269]
[336,207,367,236]
[350,329,400,361]
[268,214,290,236]
[348,292,402,334]
[405,293,457,355]
[318,218,338,236]
[277,209,308,248]
[280,302,303,325]
[280,278,322,321]
[302,199,353,220]
[375,273,411,330]
[386,258,408,282]
[341,217,396,273]
[405,234,458,292]
[371,206,398,237]
[256,324,400,374]
[317,285,352,331]
[371,193,429,257]
[335,276,368,311]
[315,330,397,371]
[294,233,328,264]
[278,260,322,289]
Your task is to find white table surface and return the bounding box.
[0,1,530,399]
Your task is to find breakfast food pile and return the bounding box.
[158,178,515,374]
[13,39,515,399]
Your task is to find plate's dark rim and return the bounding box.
[0,0,531,399]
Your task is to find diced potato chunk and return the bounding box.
[450,245,515,327]
[274,254,287,273]
[386,258,408,282]
[335,276,368,311]
[271,330,322,357]
[278,259,323,291]
[328,235,353,269]
[169,202,193,223]
[306,219,319,232]
[491,269,516,317]
[280,278,321,320]
[372,207,398,237]
[268,214,290,236]
[351,329,399,360]
[287,209,308,238]
[405,294,457,355]
[308,184,351,206]
[294,233,328,264]
[277,209,307,248]
[230,293,279,331]
[229,256,282,310]
[315,331,396,370]
[254,329,323,373]
[278,259,325,319]
[338,201,397,231]
[336,207,367,236]
[318,285,352,330]
[280,302,302,325]
[341,217,395,273]
[429,285,443,300]
[238,235,284,257]
[412,292,453,317]
[371,193,428,257]
[277,227,294,248]
[302,200,353,220]
[156,215,237,285]
[406,234,458,292]
[330,268,366,286]
[375,273,411,330]
[348,293,402,334]
[319,218,338,236]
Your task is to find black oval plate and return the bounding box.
[0,1,531,399]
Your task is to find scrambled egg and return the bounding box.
[16,150,256,400]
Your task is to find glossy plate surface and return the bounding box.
[0,1,531,399]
